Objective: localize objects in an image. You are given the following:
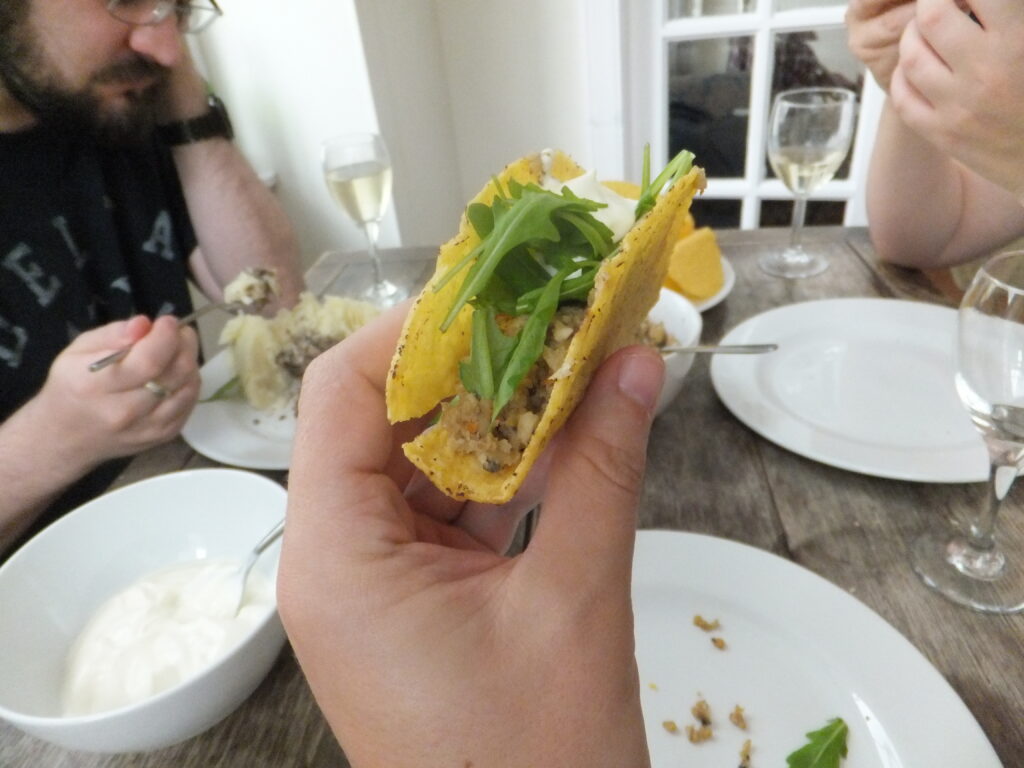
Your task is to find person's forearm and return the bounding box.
[868,101,1024,267]
[174,139,304,306]
[162,58,303,307]
[0,399,99,553]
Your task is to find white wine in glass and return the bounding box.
[761,87,857,279]
[912,250,1024,613]
[321,132,406,306]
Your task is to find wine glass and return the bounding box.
[761,87,857,279]
[912,250,1024,613]
[321,132,406,306]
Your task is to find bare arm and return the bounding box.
[866,101,1024,267]
[162,52,303,308]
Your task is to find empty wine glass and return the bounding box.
[761,87,857,279]
[912,250,1024,613]
[321,132,406,306]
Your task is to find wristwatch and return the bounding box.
[158,94,234,146]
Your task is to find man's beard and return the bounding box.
[0,16,170,147]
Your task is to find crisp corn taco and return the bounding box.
[386,148,705,503]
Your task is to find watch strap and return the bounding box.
[158,95,234,146]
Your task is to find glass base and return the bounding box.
[361,278,408,308]
[911,529,1024,613]
[758,247,829,279]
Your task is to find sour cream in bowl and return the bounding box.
[648,287,703,415]
[0,469,286,753]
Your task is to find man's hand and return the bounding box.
[36,315,200,471]
[278,306,662,768]
[846,0,916,91]
[891,0,1024,198]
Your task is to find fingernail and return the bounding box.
[617,351,664,412]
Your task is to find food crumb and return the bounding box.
[711,636,727,650]
[693,614,720,631]
[691,698,711,726]
[662,720,679,734]
[729,704,747,730]
[739,738,752,767]
[685,724,713,743]
[648,682,659,691]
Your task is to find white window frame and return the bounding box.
[584,0,884,228]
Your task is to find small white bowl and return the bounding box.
[0,468,287,753]
[649,287,702,414]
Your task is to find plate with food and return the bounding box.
[385,147,705,503]
[634,530,1000,768]
[182,288,381,470]
[690,257,734,313]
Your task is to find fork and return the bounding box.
[87,300,248,372]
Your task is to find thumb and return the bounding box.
[529,345,664,591]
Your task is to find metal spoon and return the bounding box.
[661,343,778,355]
[229,518,285,616]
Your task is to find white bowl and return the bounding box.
[649,287,702,414]
[0,468,287,753]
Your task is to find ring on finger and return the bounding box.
[144,380,171,399]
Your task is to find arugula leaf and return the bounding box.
[634,145,695,221]
[436,184,607,331]
[200,375,242,403]
[459,307,518,402]
[786,718,849,768]
[489,267,570,422]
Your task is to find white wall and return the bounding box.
[433,0,593,200]
[193,0,400,268]
[195,0,597,260]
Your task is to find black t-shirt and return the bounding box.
[0,126,198,543]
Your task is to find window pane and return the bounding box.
[775,0,847,12]
[667,0,754,19]
[668,37,752,180]
[691,198,742,229]
[764,27,865,181]
[760,199,845,227]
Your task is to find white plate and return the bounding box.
[710,298,988,482]
[635,530,1000,768]
[690,257,735,313]
[181,351,295,470]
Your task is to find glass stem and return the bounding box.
[790,194,808,251]
[363,220,383,285]
[970,462,1016,550]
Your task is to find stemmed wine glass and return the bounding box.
[761,87,857,279]
[321,132,406,306]
[912,250,1024,613]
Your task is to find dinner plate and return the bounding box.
[710,298,989,482]
[690,257,735,313]
[181,351,295,470]
[634,530,1000,768]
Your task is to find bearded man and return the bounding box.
[0,0,303,555]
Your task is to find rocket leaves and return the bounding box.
[786,718,849,768]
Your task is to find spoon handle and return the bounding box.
[661,343,778,355]
[251,519,285,557]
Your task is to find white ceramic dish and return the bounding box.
[0,469,287,753]
[710,298,988,482]
[634,530,1000,768]
[184,289,700,467]
[182,351,295,471]
[651,287,702,415]
[689,257,735,312]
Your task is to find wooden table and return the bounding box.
[3,229,1020,767]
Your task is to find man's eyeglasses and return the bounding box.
[106,0,223,34]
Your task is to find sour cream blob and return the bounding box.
[539,148,637,243]
[61,558,273,717]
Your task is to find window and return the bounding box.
[610,0,884,229]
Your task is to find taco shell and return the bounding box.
[387,150,705,503]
